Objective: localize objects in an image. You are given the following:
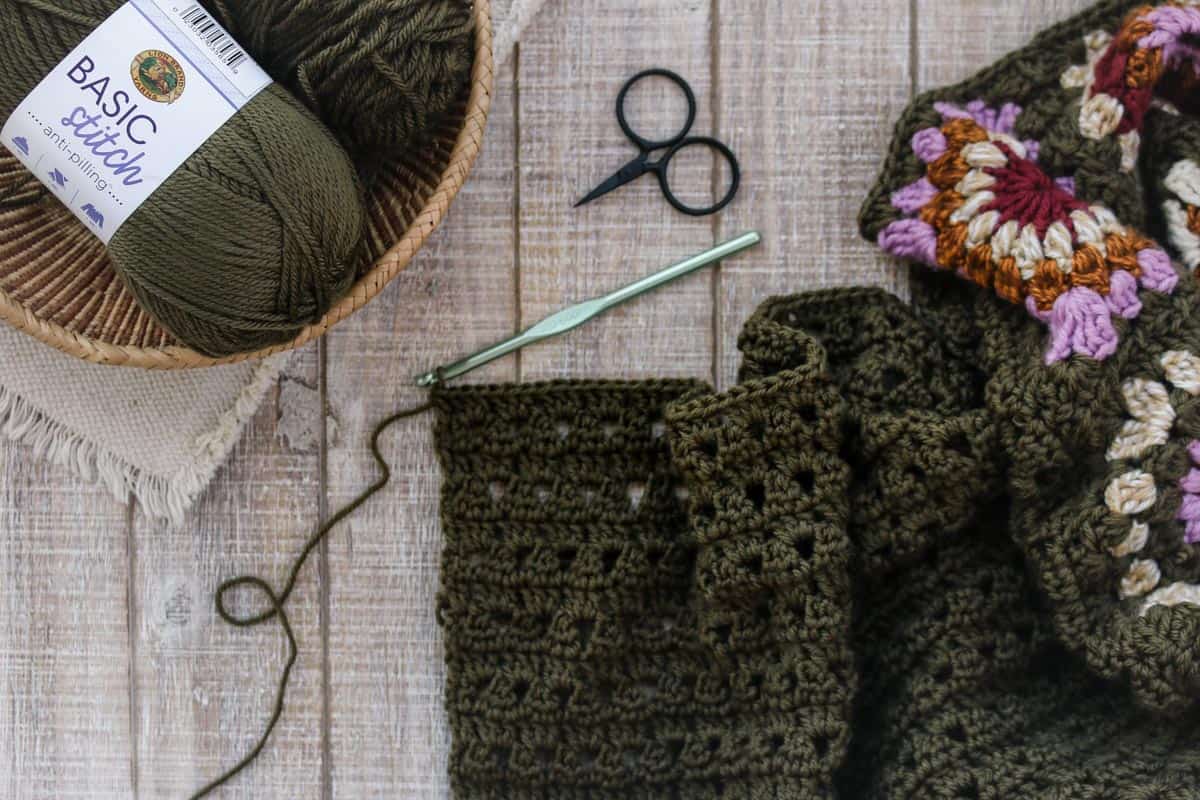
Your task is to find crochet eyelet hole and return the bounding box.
[795,469,816,494]
[795,536,815,562]
[946,431,972,456]
[556,421,570,440]
[558,548,577,570]
[700,437,719,458]
[882,367,906,391]
[627,482,646,510]
[489,481,506,502]
[746,481,767,511]
[813,735,830,758]
[576,618,595,651]
[652,420,667,439]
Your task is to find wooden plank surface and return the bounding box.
[0,1,1105,797]
[322,57,519,800]
[0,451,131,800]
[129,348,326,798]
[714,0,912,389]
[917,0,1093,91]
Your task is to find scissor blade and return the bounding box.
[574,155,650,208]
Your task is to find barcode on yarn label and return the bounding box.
[177,4,250,73]
[0,1,270,243]
[144,0,270,103]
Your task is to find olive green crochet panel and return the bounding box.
[433,287,1200,798]
[434,371,855,799]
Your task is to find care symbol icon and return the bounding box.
[80,203,105,229]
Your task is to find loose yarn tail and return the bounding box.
[190,400,433,799]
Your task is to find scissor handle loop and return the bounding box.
[655,137,742,217]
[616,68,697,152]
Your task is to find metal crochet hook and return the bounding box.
[415,231,762,387]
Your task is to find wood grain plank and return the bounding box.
[917,0,1095,91]
[518,0,716,381]
[130,347,325,798]
[322,61,520,800]
[713,0,913,390]
[0,453,131,799]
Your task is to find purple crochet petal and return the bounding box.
[1105,270,1143,319]
[1187,519,1200,545]
[966,100,996,131]
[996,103,1022,135]
[1143,6,1200,44]
[1044,288,1119,364]
[1024,140,1040,162]
[934,100,1022,135]
[1181,468,1200,495]
[1054,176,1076,196]
[1189,440,1200,464]
[1137,248,1179,294]
[891,178,939,213]
[912,128,947,163]
[933,102,972,121]
[1179,493,1200,522]
[879,219,938,266]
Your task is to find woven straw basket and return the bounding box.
[0,0,493,369]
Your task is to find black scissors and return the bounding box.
[575,68,741,217]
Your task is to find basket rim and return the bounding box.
[0,0,495,369]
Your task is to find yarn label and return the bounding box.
[0,0,271,244]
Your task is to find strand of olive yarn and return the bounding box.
[0,173,46,211]
[190,401,433,799]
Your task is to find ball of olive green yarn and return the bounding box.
[206,0,475,165]
[0,0,365,358]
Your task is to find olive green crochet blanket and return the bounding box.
[433,285,1200,798]
[432,1,1200,796]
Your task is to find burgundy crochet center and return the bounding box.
[877,3,1200,365]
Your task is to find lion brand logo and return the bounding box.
[130,50,185,104]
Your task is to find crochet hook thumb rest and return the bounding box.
[416,231,762,386]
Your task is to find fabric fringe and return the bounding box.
[0,354,289,527]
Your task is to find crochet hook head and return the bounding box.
[416,231,762,387]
